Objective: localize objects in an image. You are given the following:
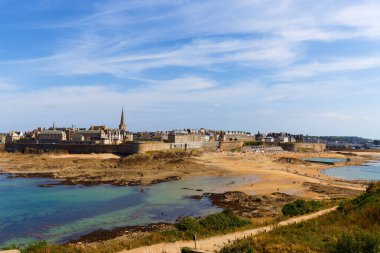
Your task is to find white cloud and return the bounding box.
[278,57,380,78]
[315,112,352,121]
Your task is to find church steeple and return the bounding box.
[119,108,126,131]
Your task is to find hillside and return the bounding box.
[221,182,380,252]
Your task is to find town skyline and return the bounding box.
[1,1,380,138]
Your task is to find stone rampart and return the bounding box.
[220,141,244,151]
[280,142,326,152]
[5,143,136,155]
[5,141,223,155]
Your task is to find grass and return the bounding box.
[2,209,255,253]
[220,182,380,253]
[282,199,324,216]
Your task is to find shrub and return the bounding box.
[199,209,250,231]
[21,241,48,253]
[282,199,323,216]
[181,247,203,253]
[176,217,201,233]
[220,238,255,253]
[334,231,380,253]
[243,141,263,147]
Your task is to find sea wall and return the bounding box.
[5,143,136,155]
[4,141,234,155]
[220,141,244,151]
[133,142,171,154]
[280,142,326,152]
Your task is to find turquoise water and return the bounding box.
[304,158,347,163]
[323,161,380,181]
[0,174,255,247]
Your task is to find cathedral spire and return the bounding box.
[119,108,126,131]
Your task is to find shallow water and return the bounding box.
[0,174,256,247]
[323,161,380,181]
[304,157,347,163]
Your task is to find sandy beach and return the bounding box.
[0,150,371,198]
[195,151,369,198]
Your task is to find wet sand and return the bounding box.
[195,151,369,199]
[0,150,370,197]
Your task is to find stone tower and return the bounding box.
[119,108,126,132]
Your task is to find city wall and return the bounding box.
[280,142,326,152]
[5,140,245,155]
[5,143,136,155]
[220,141,244,151]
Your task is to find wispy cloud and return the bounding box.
[278,57,380,78]
[2,1,380,137]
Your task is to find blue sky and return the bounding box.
[1,0,380,138]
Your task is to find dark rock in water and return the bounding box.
[186,195,203,200]
[68,222,174,243]
[38,184,55,188]
[202,191,294,218]
[149,176,181,185]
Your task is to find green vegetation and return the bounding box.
[334,231,380,253]
[220,238,255,253]
[309,136,370,143]
[282,199,323,216]
[220,182,380,253]
[181,247,203,253]
[2,209,251,253]
[175,209,250,238]
[243,141,263,147]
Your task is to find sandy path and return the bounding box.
[119,207,337,253]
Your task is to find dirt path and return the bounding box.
[119,206,337,253]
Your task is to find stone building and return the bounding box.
[167,130,202,143]
[224,131,255,142]
[0,134,6,144]
[38,130,67,143]
[6,131,23,143]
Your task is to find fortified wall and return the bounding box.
[280,142,326,152]
[5,141,242,155]
[5,143,136,155]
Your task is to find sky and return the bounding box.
[1,0,380,138]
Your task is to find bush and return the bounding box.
[243,141,263,147]
[334,231,380,253]
[176,217,201,233]
[220,238,255,253]
[176,210,250,236]
[21,241,48,253]
[282,199,322,216]
[199,209,250,231]
[181,247,203,253]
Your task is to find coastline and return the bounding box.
[0,149,377,248]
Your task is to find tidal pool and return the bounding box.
[304,157,347,164]
[323,161,380,181]
[0,174,256,247]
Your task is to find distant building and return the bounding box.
[167,130,202,143]
[255,132,264,142]
[119,108,126,132]
[224,131,255,142]
[279,135,289,143]
[264,136,275,142]
[38,130,67,143]
[0,134,6,144]
[6,131,23,143]
[73,130,106,142]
